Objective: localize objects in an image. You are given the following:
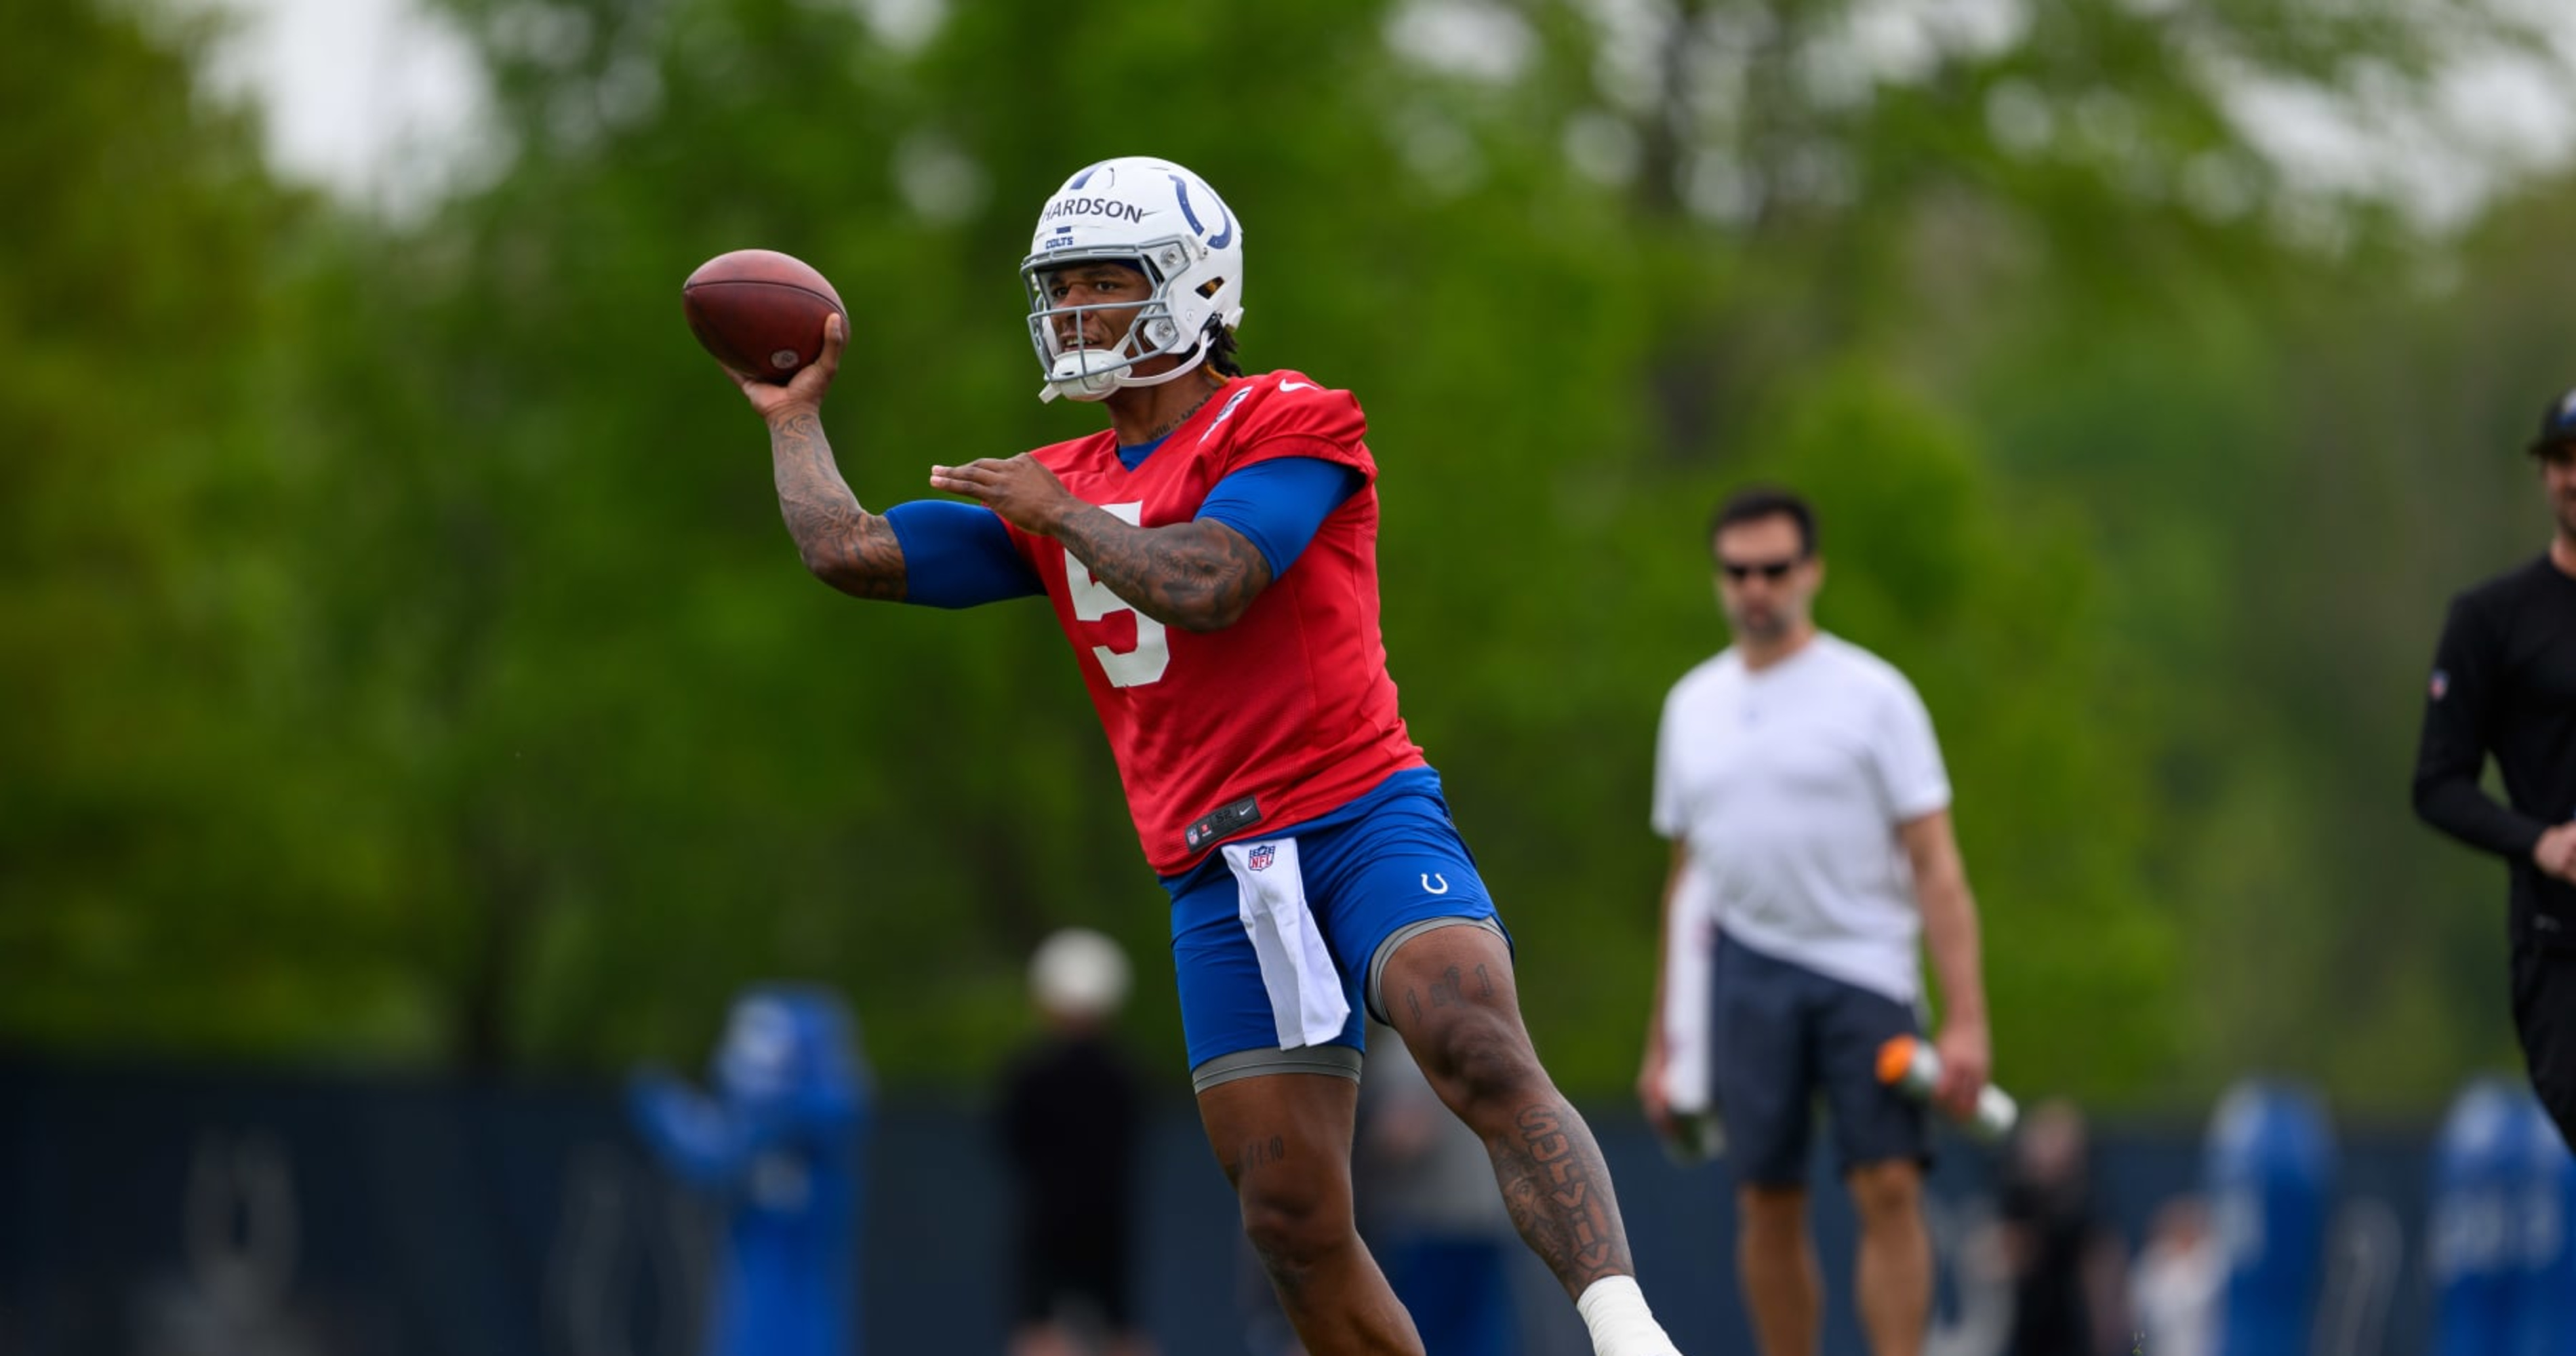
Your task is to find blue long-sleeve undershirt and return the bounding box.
[883,455,1361,610]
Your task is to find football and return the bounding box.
[681,249,846,383]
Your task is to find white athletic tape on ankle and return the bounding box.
[1575,1275,1682,1356]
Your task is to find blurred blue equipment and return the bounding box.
[2431,1077,2525,1355]
[629,984,872,1356]
[2204,1079,2332,1356]
[2507,1088,2576,1355]
[2432,1077,2576,1355]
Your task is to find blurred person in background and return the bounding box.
[1354,1019,1524,1356]
[1990,1100,2125,1356]
[2127,1197,2218,1356]
[628,985,870,1356]
[996,927,1158,1356]
[1637,486,1995,1356]
[2413,384,2576,1153]
[717,154,1689,1355]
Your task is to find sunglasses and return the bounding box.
[1719,557,1803,583]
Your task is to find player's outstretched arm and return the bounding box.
[769,410,905,599]
[929,456,1272,631]
[728,313,906,600]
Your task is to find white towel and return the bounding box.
[1659,863,1718,1114]
[1220,837,1351,1048]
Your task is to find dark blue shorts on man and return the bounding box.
[1709,931,1931,1186]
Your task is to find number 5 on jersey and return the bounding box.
[1066,502,1169,687]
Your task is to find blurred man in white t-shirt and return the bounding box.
[1636,486,1995,1356]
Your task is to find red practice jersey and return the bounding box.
[1002,370,1426,875]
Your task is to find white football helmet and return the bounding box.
[1020,156,1245,403]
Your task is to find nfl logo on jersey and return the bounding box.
[1249,844,1276,871]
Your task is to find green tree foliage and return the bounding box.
[9,0,2571,1111]
[0,1,449,1056]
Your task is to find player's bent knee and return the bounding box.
[1241,1201,1335,1260]
[1238,1181,1352,1269]
[1415,1012,1545,1109]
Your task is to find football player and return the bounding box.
[717,155,1687,1356]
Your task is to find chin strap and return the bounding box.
[1038,331,1215,404]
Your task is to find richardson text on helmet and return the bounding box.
[1041,197,1152,225]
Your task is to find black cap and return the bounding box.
[2531,386,2576,458]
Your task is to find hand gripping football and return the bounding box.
[681,249,846,383]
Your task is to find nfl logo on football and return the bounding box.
[1249,845,1275,871]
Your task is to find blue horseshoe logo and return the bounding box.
[1171,174,1234,250]
[1422,873,1450,894]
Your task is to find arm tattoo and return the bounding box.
[1052,510,1272,632]
[769,412,905,600]
[1493,1101,1632,1292]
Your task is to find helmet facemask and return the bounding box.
[1021,245,1209,403]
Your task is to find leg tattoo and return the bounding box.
[1494,1101,1632,1292]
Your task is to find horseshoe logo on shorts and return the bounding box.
[1422,873,1450,894]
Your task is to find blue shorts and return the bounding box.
[1709,932,1929,1186]
[1162,767,1505,1088]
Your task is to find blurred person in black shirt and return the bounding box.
[2414,386,2576,1153]
[1992,1100,2125,1356]
[997,928,1159,1356]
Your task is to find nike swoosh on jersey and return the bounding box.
[1279,380,1314,391]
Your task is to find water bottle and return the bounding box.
[1875,1034,2017,1140]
